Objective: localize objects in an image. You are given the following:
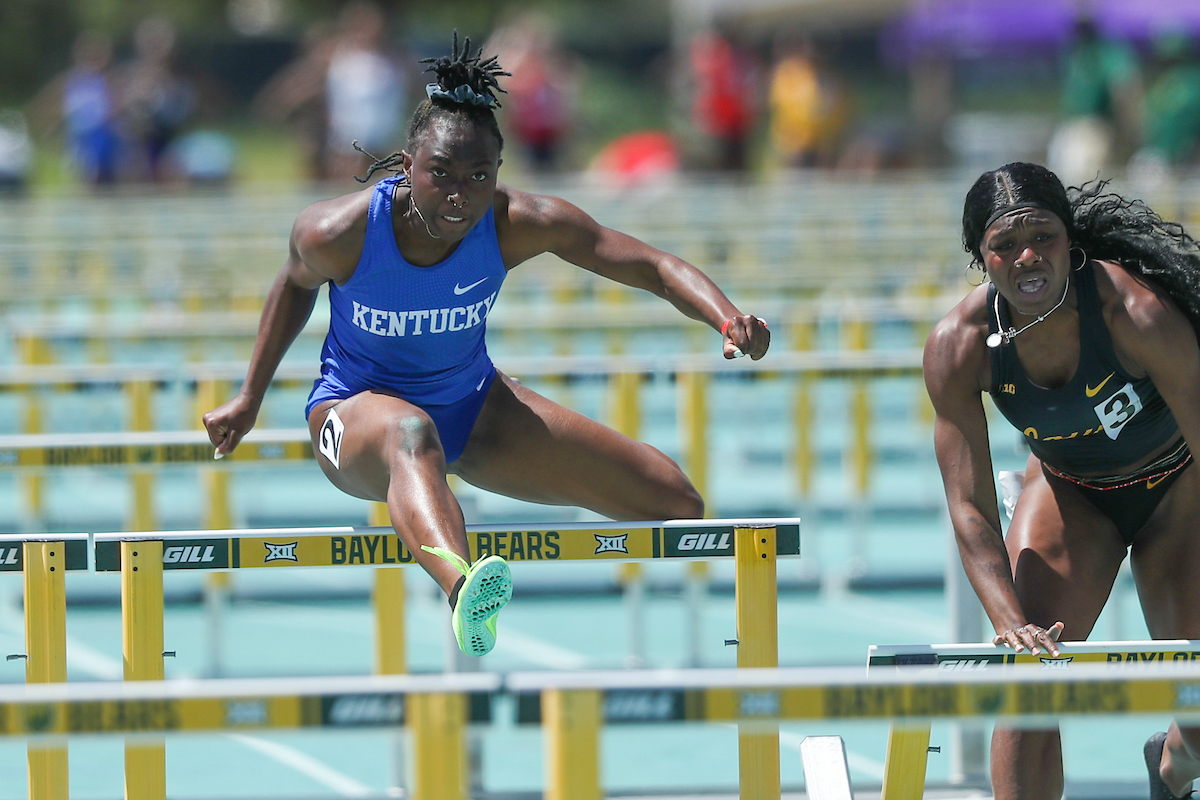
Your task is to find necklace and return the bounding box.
[986,273,1071,349]
[409,194,441,239]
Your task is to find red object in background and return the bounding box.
[690,30,753,139]
[589,131,679,186]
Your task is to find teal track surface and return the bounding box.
[0,178,1180,798]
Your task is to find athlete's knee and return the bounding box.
[385,410,442,459]
[1176,724,1200,760]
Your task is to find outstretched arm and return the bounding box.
[500,189,770,360]
[924,315,1063,655]
[202,199,359,454]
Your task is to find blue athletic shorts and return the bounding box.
[305,367,497,465]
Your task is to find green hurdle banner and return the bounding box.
[868,640,1200,670]
[5,662,1200,737]
[91,519,802,571]
[0,534,89,573]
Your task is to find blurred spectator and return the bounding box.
[323,1,408,180]
[907,52,953,169]
[117,17,196,182]
[26,29,122,187]
[688,26,759,172]
[165,129,236,186]
[1046,16,1141,184]
[486,14,580,173]
[0,110,33,193]
[252,21,337,180]
[766,37,849,169]
[1129,31,1200,180]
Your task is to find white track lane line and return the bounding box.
[226,733,375,797]
[492,626,590,669]
[0,611,123,680]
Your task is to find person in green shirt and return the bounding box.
[1047,17,1142,183]
[1141,32,1200,167]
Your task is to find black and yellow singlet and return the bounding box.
[986,263,1179,475]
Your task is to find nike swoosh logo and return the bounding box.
[476,375,488,391]
[454,278,487,295]
[1085,373,1115,398]
[1146,474,1166,490]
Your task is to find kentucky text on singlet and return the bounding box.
[318,175,508,405]
[987,264,1178,475]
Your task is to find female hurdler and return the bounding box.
[203,34,770,658]
[924,161,1200,799]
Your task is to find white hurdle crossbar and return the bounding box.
[3,659,1200,796]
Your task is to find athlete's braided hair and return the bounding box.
[1071,180,1200,339]
[962,162,1200,340]
[355,31,508,183]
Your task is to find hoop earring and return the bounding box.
[1071,245,1088,271]
[964,259,987,286]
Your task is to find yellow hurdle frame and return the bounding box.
[24,541,68,800]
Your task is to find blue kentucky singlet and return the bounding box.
[315,175,507,407]
[987,263,1179,475]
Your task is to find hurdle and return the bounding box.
[4,659,1200,796]
[83,518,798,800]
[867,639,1200,799]
[0,533,89,800]
[0,348,924,534]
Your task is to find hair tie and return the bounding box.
[426,82,496,108]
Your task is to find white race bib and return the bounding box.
[1094,382,1143,440]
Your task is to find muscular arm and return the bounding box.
[204,193,367,453]
[924,308,1059,652]
[1105,265,1200,461]
[497,188,769,359]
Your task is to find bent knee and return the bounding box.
[386,411,443,459]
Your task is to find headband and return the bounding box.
[426,82,496,108]
[982,201,1054,233]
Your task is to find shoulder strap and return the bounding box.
[1074,262,1117,360]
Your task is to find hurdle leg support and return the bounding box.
[371,497,408,796]
[24,541,68,800]
[881,722,932,800]
[122,540,166,800]
[735,524,780,800]
[544,688,602,800]
[408,692,466,800]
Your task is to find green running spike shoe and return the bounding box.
[421,545,512,657]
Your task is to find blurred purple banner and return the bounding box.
[885,0,1200,61]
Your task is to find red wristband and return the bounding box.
[722,317,767,336]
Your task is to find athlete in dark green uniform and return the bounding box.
[924,162,1200,800]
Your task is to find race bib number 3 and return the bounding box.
[319,407,346,468]
[1095,382,1143,440]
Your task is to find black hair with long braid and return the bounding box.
[354,31,509,183]
[963,162,1200,340]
